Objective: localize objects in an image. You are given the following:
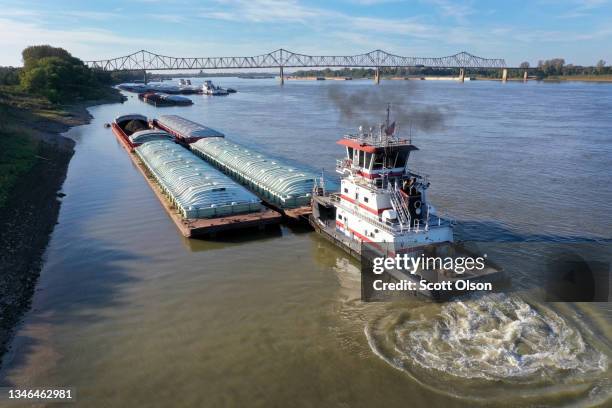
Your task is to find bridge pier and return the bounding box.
[523,70,528,82]
[374,67,380,84]
[279,66,284,86]
[502,68,508,82]
[143,70,147,85]
[459,68,465,82]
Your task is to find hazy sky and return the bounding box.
[0,0,610,67]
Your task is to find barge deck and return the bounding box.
[282,205,314,222]
[128,143,280,238]
[111,114,281,238]
[190,137,321,222]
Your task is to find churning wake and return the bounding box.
[365,294,610,402]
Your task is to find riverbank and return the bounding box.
[0,86,125,365]
[543,75,612,82]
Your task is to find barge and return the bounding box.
[138,92,193,107]
[111,114,281,237]
[154,115,225,144]
[111,113,171,152]
[190,138,321,220]
[310,106,505,300]
[118,81,201,95]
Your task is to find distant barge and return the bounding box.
[111,114,281,238]
[138,92,193,107]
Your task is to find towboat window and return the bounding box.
[365,153,372,169]
[363,197,369,203]
[358,150,364,167]
[384,152,398,168]
[395,150,409,169]
[346,147,353,160]
[344,187,348,193]
[372,154,384,170]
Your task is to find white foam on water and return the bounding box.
[365,294,611,403]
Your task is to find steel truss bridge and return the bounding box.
[84,49,507,71]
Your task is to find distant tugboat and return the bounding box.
[202,80,230,95]
[310,106,504,299]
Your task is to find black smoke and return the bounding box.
[327,83,452,134]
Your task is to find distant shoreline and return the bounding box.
[285,75,612,83]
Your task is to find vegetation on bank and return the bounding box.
[0,45,120,209]
[0,85,72,209]
[0,126,38,208]
[292,58,612,80]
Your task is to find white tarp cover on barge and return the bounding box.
[135,140,261,218]
[190,138,317,209]
[129,129,173,144]
[157,115,224,139]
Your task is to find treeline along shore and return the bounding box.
[0,45,126,366]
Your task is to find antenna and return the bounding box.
[386,103,391,128]
[409,121,412,144]
[320,168,326,195]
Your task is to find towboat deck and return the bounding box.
[309,214,361,257]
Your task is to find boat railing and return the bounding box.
[406,168,429,184]
[342,133,413,148]
[336,195,454,235]
[337,202,397,234]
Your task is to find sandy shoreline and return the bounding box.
[0,89,125,366]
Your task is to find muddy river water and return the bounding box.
[1,78,611,407]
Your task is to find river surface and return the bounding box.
[1,79,611,407]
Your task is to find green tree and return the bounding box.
[0,67,21,85]
[19,45,106,103]
[22,45,77,70]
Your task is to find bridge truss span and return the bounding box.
[84,49,507,71]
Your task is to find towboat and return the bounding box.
[177,79,201,94]
[202,80,229,96]
[310,106,504,300]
